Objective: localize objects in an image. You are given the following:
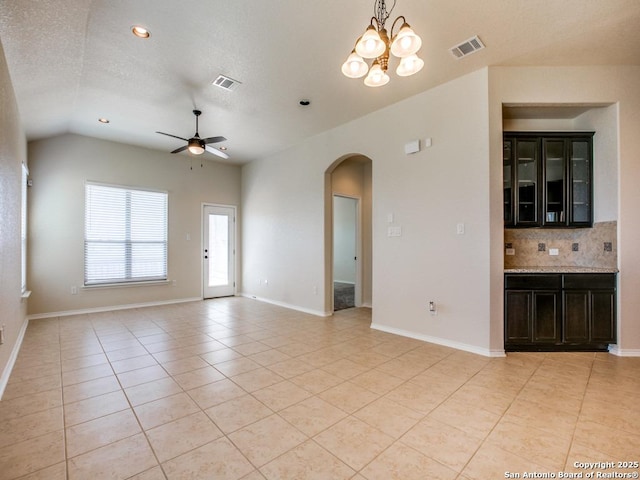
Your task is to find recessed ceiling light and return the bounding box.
[219,146,228,151]
[131,25,151,39]
[98,118,110,124]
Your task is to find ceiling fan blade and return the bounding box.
[202,136,226,144]
[171,145,188,154]
[157,131,188,142]
[205,145,229,159]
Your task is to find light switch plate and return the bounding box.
[388,226,402,237]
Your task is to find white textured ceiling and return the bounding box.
[1,0,639,164]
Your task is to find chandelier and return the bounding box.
[342,0,424,87]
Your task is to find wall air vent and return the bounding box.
[212,74,242,91]
[450,35,485,59]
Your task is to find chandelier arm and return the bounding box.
[390,15,406,39]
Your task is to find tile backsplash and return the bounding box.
[504,221,617,269]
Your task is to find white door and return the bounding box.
[203,205,235,298]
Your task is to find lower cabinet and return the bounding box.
[505,273,616,351]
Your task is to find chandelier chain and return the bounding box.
[374,0,396,29]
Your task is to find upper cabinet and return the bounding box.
[504,132,594,228]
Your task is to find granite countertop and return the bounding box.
[505,266,619,273]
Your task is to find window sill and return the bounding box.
[82,280,171,290]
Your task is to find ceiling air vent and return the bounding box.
[212,74,242,91]
[450,35,485,59]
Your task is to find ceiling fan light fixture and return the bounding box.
[131,25,151,39]
[188,139,205,155]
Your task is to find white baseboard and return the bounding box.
[371,322,506,358]
[239,293,330,317]
[608,345,640,357]
[27,297,202,320]
[0,317,29,400]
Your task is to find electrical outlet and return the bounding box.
[0,325,5,345]
[429,301,437,315]
[70,286,78,295]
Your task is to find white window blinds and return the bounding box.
[85,183,168,285]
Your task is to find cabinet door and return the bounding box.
[532,291,560,343]
[503,139,514,225]
[514,139,539,225]
[568,138,593,226]
[542,138,566,226]
[505,290,532,343]
[564,291,590,343]
[591,291,616,343]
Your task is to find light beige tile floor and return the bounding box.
[1,297,639,479]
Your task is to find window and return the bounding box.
[21,164,28,293]
[85,182,168,286]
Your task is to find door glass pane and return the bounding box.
[208,214,229,287]
[503,141,512,223]
[544,140,564,223]
[516,140,537,222]
[571,140,590,223]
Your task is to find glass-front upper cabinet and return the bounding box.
[569,139,592,226]
[515,139,539,225]
[543,139,566,226]
[503,139,513,225]
[503,132,593,228]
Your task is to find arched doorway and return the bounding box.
[324,155,373,313]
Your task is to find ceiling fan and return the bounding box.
[156,109,228,159]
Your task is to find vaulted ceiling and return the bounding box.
[1,0,639,163]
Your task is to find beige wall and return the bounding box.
[242,65,640,356]
[0,40,28,396]
[243,69,496,354]
[490,66,640,354]
[27,134,242,316]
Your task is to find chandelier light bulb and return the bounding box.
[390,23,422,57]
[396,54,424,76]
[355,25,386,58]
[341,51,369,78]
[364,62,390,87]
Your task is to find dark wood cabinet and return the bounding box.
[505,273,616,351]
[504,132,594,228]
[562,274,616,345]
